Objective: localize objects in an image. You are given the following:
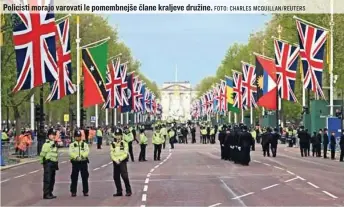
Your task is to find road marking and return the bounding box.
[61,161,67,164]
[29,170,39,174]
[262,184,279,190]
[273,166,284,170]
[0,179,10,183]
[253,160,261,163]
[219,179,246,206]
[284,177,298,183]
[108,162,112,164]
[150,169,154,173]
[145,178,149,184]
[154,165,159,169]
[263,163,271,166]
[142,194,147,201]
[307,182,319,189]
[101,164,107,168]
[147,174,151,178]
[297,176,305,181]
[231,192,254,200]
[286,171,295,175]
[140,205,146,207]
[93,167,100,171]
[322,191,338,199]
[143,185,148,192]
[208,203,222,207]
[159,162,163,165]
[14,174,26,179]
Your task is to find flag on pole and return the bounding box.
[232,71,244,111]
[47,18,75,101]
[219,80,227,113]
[103,57,121,109]
[242,62,257,108]
[140,84,146,113]
[82,41,108,108]
[296,19,328,99]
[225,76,240,113]
[12,0,58,93]
[120,72,134,113]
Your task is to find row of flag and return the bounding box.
[11,0,161,115]
[191,16,328,119]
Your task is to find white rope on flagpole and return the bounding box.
[76,16,81,128]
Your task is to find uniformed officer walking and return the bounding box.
[139,128,148,161]
[40,128,59,199]
[271,128,280,157]
[168,127,176,149]
[69,130,90,197]
[153,125,164,161]
[111,128,132,197]
[123,126,137,162]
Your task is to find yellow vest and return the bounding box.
[69,141,89,161]
[110,141,128,162]
[152,132,164,145]
[40,139,58,163]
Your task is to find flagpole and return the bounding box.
[262,39,266,117]
[329,0,334,116]
[121,113,123,125]
[228,111,231,123]
[277,24,283,128]
[241,110,244,123]
[95,105,98,128]
[30,95,34,130]
[105,108,108,126]
[114,109,117,126]
[293,16,329,31]
[76,16,81,128]
[80,36,111,49]
[56,14,71,23]
[126,112,129,125]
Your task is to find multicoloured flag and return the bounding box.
[225,76,240,113]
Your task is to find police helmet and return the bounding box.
[115,128,123,136]
[47,128,57,136]
[74,129,82,137]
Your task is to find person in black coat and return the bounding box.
[238,125,254,166]
[298,126,309,157]
[323,128,329,158]
[315,129,322,157]
[271,128,280,157]
[311,132,317,157]
[261,128,272,157]
[340,132,344,162]
[232,126,241,164]
[190,125,196,143]
[330,131,337,160]
[218,125,226,160]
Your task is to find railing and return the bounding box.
[1,139,38,166]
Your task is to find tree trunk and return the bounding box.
[13,105,21,136]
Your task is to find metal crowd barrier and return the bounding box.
[1,139,38,166]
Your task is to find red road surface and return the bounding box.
[1,132,344,206]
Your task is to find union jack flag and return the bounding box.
[219,80,227,113]
[296,19,328,99]
[46,18,75,102]
[118,62,129,107]
[213,84,220,113]
[274,39,299,102]
[242,62,257,108]
[206,90,213,114]
[12,0,58,93]
[135,80,144,112]
[144,89,151,113]
[232,71,244,110]
[131,76,142,112]
[103,57,121,109]
[201,95,207,116]
[151,93,157,114]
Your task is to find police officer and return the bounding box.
[69,130,90,197]
[153,125,164,161]
[161,124,167,149]
[123,126,137,162]
[218,125,226,160]
[261,128,272,157]
[238,125,254,166]
[298,126,309,157]
[323,128,329,158]
[190,124,196,143]
[330,131,336,160]
[271,128,280,157]
[40,128,59,199]
[139,128,148,162]
[200,126,207,144]
[168,127,176,149]
[339,131,344,162]
[111,128,132,197]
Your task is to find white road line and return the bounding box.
[61,161,67,164]
[145,178,149,184]
[101,164,107,168]
[108,162,112,164]
[262,184,279,190]
[253,160,261,163]
[307,182,319,189]
[143,185,148,192]
[150,169,154,173]
[93,167,100,171]
[142,194,147,201]
[147,174,151,178]
[322,191,338,199]
[263,163,271,166]
[297,176,306,181]
[208,203,222,207]
[159,162,163,165]
[286,171,295,175]
[14,174,26,179]
[273,166,284,170]
[0,179,10,183]
[154,165,159,169]
[29,170,39,174]
[231,192,254,200]
[140,205,146,207]
[284,177,298,183]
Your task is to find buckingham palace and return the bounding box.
[160,81,198,121]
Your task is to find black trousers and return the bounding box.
[170,138,175,149]
[191,133,196,143]
[300,142,308,157]
[163,136,166,149]
[271,145,277,157]
[154,144,162,160]
[263,144,270,157]
[330,145,336,159]
[220,144,225,159]
[70,161,89,194]
[323,143,328,158]
[128,141,134,162]
[340,145,344,161]
[139,144,147,161]
[202,135,207,144]
[113,161,131,194]
[97,137,103,149]
[43,161,57,197]
[307,143,310,156]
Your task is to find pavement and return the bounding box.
[1,132,343,206]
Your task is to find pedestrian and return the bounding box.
[271,128,280,157]
[138,128,147,162]
[153,125,164,161]
[111,128,132,197]
[191,124,196,143]
[340,132,344,162]
[218,125,226,160]
[96,127,103,149]
[261,128,272,157]
[238,125,254,166]
[168,127,176,149]
[330,131,336,160]
[69,130,89,197]
[305,129,311,156]
[161,124,167,149]
[182,125,188,144]
[311,132,317,157]
[201,126,207,144]
[210,126,215,144]
[316,129,322,157]
[40,128,59,199]
[298,126,309,157]
[123,126,136,162]
[323,128,329,158]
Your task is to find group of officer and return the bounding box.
[200,122,218,144]
[218,124,255,166]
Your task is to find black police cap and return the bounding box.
[115,128,123,136]
[74,130,81,137]
[47,128,56,136]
